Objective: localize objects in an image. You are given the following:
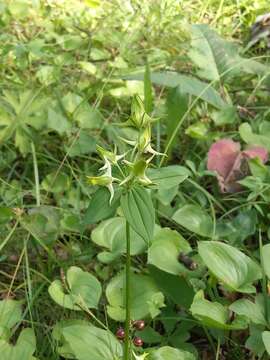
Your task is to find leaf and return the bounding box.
[0,328,37,360]
[262,244,270,279]
[42,172,70,193]
[185,122,208,139]
[172,204,213,237]
[83,187,121,226]
[91,217,147,263]
[47,108,71,135]
[211,105,239,126]
[121,186,155,244]
[106,271,164,321]
[36,65,56,85]
[198,241,262,293]
[49,266,102,310]
[61,323,122,360]
[147,166,190,189]
[246,325,265,357]
[61,92,102,129]
[0,299,22,330]
[188,24,269,82]
[262,331,270,355]
[21,206,60,246]
[149,346,196,360]
[190,291,247,330]
[207,139,240,179]
[229,296,267,326]
[148,228,191,275]
[136,326,162,344]
[66,131,96,157]
[165,87,189,156]
[239,123,270,151]
[122,72,226,109]
[0,208,14,225]
[78,61,97,75]
[149,266,194,308]
[144,63,153,114]
[216,209,257,245]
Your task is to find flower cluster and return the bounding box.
[87,95,163,202]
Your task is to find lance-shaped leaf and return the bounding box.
[122,72,226,109]
[121,186,155,243]
[198,241,262,293]
[188,24,269,82]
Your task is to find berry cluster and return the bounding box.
[116,320,145,347]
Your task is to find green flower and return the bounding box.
[120,158,152,186]
[119,95,156,129]
[87,166,119,203]
[97,145,125,170]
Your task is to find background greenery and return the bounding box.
[1,0,270,359]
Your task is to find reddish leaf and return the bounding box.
[242,146,268,163]
[207,139,268,193]
[207,139,240,178]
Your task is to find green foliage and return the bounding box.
[198,241,262,293]
[1,0,270,358]
[121,186,155,244]
[49,266,101,310]
[106,271,165,321]
[172,205,214,238]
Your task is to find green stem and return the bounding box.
[215,337,220,360]
[31,142,40,206]
[203,326,216,355]
[259,229,269,324]
[124,221,131,360]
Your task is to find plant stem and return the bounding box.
[259,229,269,324]
[124,221,131,360]
[31,142,40,206]
[215,337,220,360]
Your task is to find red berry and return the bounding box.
[133,336,143,347]
[133,320,145,331]
[116,327,125,340]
